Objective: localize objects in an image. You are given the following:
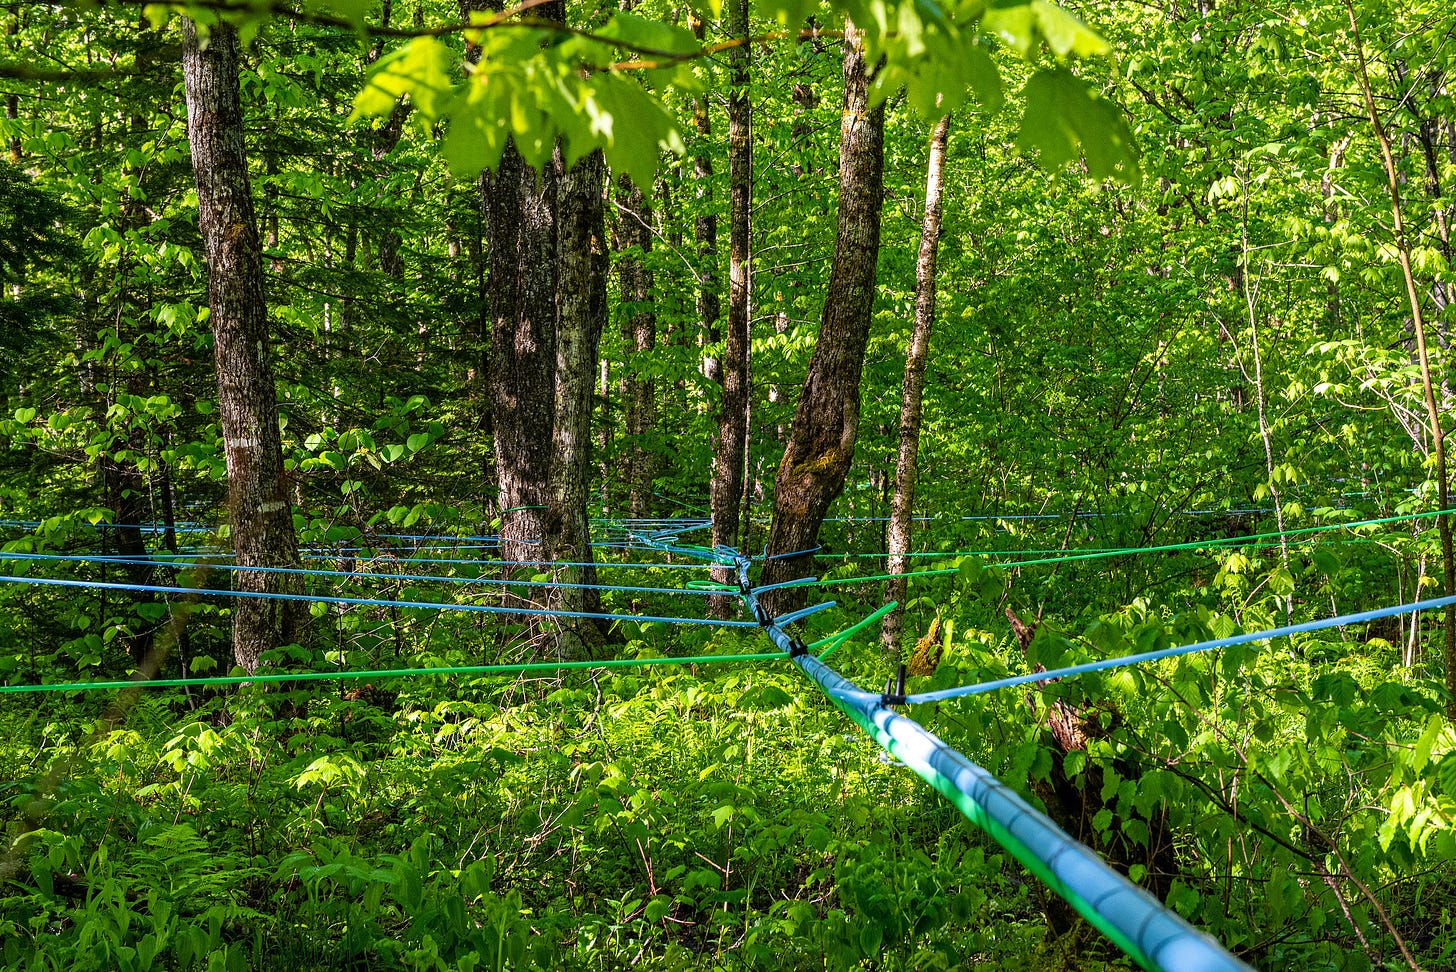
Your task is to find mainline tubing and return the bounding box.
[633,532,1251,972]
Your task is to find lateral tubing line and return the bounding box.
[906,593,1456,705]
[0,552,721,597]
[0,575,762,628]
[0,651,787,695]
[810,509,1449,587]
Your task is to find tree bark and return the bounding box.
[182,18,305,673]
[710,0,752,611]
[486,140,557,568]
[760,23,886,610]
[548,149,608,656]
[881,114,950,657]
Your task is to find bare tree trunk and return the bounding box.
[882,114,950,657]
[760,23,885,610]
[710,0,752,612]
[1347,0,1456,721]
[182,18,304,673]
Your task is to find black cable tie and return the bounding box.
[786,636,809,659]
[881,663,908,707]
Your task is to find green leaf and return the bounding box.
[137,602,168,623]
[1015,68,1140,185]
[859,922,883,957]
[597,12,698,56]
[589,74,684,189]
[407,432,430,452]
[983,0,1036,57]
[1030,0,1109,58]
[303,0,372,31]
[754,0,822,29]
[353,37,453,124]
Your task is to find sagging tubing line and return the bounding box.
[906,593,1456,705]
[645,534,1251,972]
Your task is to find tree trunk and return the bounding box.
[690,9,721,394]
[486,141,557,568]
[710,0,752,611]
[182,18,304,674]
[615,173,657,517]
[882,114,950,657]
[760,23,886,610]
[548,149,608,656]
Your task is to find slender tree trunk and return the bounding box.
[1347,0,1456,720]
[710,0,752,609]
[760,23,886,610]
[882,114,950,657]
[616,174,657,516]
[182,18,304,673]
[691,9,721,395]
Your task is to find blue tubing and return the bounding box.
[790,651,1252,972]
[0,552,719,597]
[907,594,1456,705]
[0,575,763,628]
[772,601,836,627]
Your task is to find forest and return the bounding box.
[2,0,1455,968]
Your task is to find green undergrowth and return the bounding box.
[5,548,1456,970]
[0,656,1068,971]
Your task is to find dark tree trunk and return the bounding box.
[471,0,607,656]
[882,114,950,656]
[710,0,753,610]
[182,19,305,673]
[548,149,609,656]
[615,174,657,517]
[487,143,557,566]
[760,23,886,610]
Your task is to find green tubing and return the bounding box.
[809,601,899,659]
[813,508,1450,589]
[686,579,740,592]
[0,651,787,695]
[816,567,959,587]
